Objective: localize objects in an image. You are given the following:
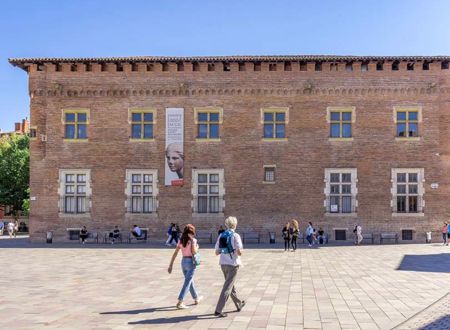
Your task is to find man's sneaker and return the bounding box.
[176,302,188,309]
[237,300,246,312]
[214,311,227,317]
[194,296,204,305]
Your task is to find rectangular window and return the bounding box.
[192,169,224,214]
[62,109,89,140]
[262,108,288,139]
[394,107,421,139]
[263,166,276,182]
[325,168,357,214]
[59,170,91,214]
[329,110,352,138]
[195,107,223,141]
[126,170,158,213]
[392,168,424,213]
[130,109,155,140]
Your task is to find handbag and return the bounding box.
[192,252,201,266]
[191,239,201,266]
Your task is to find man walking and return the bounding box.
[214,216,245,318]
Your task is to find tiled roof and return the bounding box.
[9,55,450,70]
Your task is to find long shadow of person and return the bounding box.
[100,306,176,315]
[128,313,217,325]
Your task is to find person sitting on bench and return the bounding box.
[131,225,142,238]
[79,226,88,244]
[109,225,120,244]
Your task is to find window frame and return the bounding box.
[58,169,92,216]
[61,108,90,141]
[391,168,424,215]
[194,107,223,142]
[393,106,422,140]
[125,169,159,214]
[326,107,355,140]
[263,165,276,184]
[128,108,156,141]
[191,169,225,215]
[261,107,289,141]
[324,168,358,216]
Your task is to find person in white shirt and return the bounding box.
[7,222,15,238]
[354,224,363,245]
[306,222,314,247]
[131,225,142,238]
[214,216,245,318]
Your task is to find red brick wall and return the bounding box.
[25,59,450,242]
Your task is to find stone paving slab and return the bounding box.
[393,292,450,330]
[0,240,450,329]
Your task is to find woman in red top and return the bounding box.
[168,224,202,309]
[442,222,448,246]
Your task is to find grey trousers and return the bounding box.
[215,264,242,313]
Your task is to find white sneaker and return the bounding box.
[308,244,312,247]
[194,296,204,305]
[176,302,188,309]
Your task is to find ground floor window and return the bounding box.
[192,169,224,214]
[126,169,158,213]
[59,169,91,214]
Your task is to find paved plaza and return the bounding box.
[1,239,450,329]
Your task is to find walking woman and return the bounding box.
[168,224,202,309]
[442,222,448,245]
[282,222,290,251]
[290,219,299,251]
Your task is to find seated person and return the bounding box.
[131,224,142,238]
[317,227,325,244]
[79,226,88,244]
[109,225,120,244]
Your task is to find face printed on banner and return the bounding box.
[166,143,184,179]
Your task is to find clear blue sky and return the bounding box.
[1,0,450,131]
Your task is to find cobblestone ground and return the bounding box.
[1,240,450,329]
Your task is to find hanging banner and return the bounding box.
[165,108,184,186]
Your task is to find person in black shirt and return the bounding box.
[282,223,290,251]
[290,219,299,251]
[79,226,88,244]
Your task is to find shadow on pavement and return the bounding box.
[397,253,450,273]
[100,306,176,315]
[128,313,217,325]
[418,315,450,330]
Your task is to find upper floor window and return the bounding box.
[62,109,89,140]
[394,107,421,138]
[126,169,158,213]
[324,168,357,214]
[391,168,424,213]
[192,169,224,214]
[262,107,288,139]
[327,107,355,139]
[195,107,223,140]
[130,109,155,140]
[58,169,91,214]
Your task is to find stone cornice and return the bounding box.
[30,86,444,98]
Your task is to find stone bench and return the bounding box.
[196,231,213,244]
[380,232,399,244]
[243,232,260,244]
[66,228,99,243]
[362,233,375,244]
[128,228,149,243]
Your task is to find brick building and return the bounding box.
[0,117,30,137]
[9,55,450,242]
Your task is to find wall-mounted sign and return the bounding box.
[331,204,338,212]
[431,183,439,189]
[30,196,37,201]
[165,108,184,186]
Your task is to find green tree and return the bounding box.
[0,134,30,217]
